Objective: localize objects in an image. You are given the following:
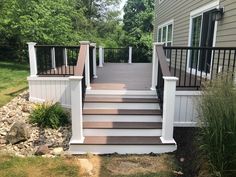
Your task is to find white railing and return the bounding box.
[154,43,178,144]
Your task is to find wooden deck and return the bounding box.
[38,63,201,90]
[91,63,152,90]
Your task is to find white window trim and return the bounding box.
[157,19,174,45]
[187,1,219,78]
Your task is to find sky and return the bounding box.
[120,0,127,17]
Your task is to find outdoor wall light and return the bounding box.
[213,7,224,21]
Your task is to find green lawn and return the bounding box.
[0,61,29,107]
[0,154,79,177]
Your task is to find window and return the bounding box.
[157,21,173,47]
[189,5,218,73]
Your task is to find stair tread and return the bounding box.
[84,97,160,103]
[83,109,162,115]
[83,122,162,129]
[71,136,175,145]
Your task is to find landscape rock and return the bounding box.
[52,147,64,155]
[35,144,50,155]
[0,91,71,157]
[6,122,29,144]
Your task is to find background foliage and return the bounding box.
[0,0,154,62]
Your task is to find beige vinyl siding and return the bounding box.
[217,0,236,47]
[154,0,236,47]
[154,0,215,45]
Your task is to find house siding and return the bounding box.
[217,0,236,47]
[154,0,236,47]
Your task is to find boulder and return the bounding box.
[35,144,50,155]
[52,147,64,155]
[6,122,29,144]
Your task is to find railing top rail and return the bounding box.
[35,45,80,48]
[75,45,87,76]
[163,46,236,50]
[156,45,171,77]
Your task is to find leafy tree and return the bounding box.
[0,0,123,61]
[122,0,154,62]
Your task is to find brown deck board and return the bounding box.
[83,122,162,129]
[78,136,174,145]
[83,109,162,115]
[84,97,160,103]
[91,63,152,90]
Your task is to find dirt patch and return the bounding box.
[100,154,176,176]
[174,127,200,177]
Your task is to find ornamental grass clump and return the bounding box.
[29,102,69,129]
[198,75,236,177]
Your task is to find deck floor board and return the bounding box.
[91,63,152,90]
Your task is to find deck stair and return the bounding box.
[69,90,177,154]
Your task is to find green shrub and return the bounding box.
[198,75,236,177]
[29,102,69,129]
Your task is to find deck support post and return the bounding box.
[51,47,56,69]
[128,46,132,64]
[63,48,68,67]
[99,46,103,67]
[151,43,159,90]
[160,77,178,144]
[90,43,98,78]
[102,47,105,64]
[80,41,91,90]
[27,42,37,76]
[69,76,84,144]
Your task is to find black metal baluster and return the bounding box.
[184,49,188,87]
[222,49,226,73]
[211,49,215,80]
[227,49,231,73]
[200,48,205,86]
[216,49,221,77]
[169,48,172,71]
[194,48,199,87]
[174,49,177,76]
[233,50,236,73]
[179,49,183,86]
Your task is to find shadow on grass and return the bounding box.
[0,61,29,71]
[6,87,28,97]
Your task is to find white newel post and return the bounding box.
[90,43,98,78]
[102,47,105,64]
[63,48,68,67]
[128,46,132,64]
[160,77,178,144]
[151,43,159,90]
[99,46,103,67]
[51,47,56,69]
[69,76,84,144]
[80,41,91,90]
[27,42,37,76]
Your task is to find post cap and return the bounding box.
[163,76,179,81]
[27,42,37,45]
[153,42,165,46]
[79,41,90,45]
[69,76,83,80]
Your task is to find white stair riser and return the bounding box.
[83,103,159,110]
[86,90,157,96]
[86,95,158,99]
[84,129,162,136]
[69,144,177,154]
[83,115,162,122]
